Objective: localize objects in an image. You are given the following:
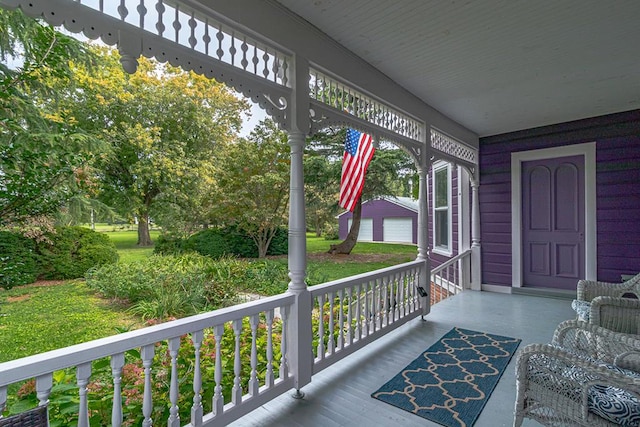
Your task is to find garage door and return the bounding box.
[383,218,413,243]
[347,218,373,241]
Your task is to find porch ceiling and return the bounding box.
[273,0,640,137]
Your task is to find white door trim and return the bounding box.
[511,142,597,287]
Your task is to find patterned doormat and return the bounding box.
[371,327,521,427]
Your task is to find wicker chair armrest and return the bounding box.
[577,273,640,302]
[615,351,640,373]
[552,319,640,363]
[590,296,640,334]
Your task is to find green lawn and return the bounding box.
[0,281,138,362]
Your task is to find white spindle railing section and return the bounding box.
[310,260,426,374]
[0,294,294,427]
[430,249,472,304]
[77,0,291,86]
[309,68,423,142]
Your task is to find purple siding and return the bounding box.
[480,109,640,287]
[338,199,418,243]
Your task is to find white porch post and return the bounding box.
[417,148,431,318]
[470,175,482,291]
[286,55,313,395]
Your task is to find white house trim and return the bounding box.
[432,160,453,257]
[511,142,597,287]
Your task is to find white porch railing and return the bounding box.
[0,260,429,426]
[0,294,296,427]
[310,260,426,374]
[430,249,472,304]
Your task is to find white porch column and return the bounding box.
[417,149,431,317]
[286,55,313,395]
[470,176,482,291]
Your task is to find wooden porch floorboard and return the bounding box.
[230,290,575,427]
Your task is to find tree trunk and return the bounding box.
[137,212,153,246]
[328,197,362,255]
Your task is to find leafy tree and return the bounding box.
[0,9,96,228]
[48,46,249,245]
[213,119,290,258]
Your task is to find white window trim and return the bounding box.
[432,161,453,256]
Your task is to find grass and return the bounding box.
[106,229,161,263]
[0,281,138,362]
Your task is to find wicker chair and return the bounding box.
[514,320,640,427]
[572,273,640,334]
[0,405,48,427]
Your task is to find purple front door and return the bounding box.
[522,155,585,290]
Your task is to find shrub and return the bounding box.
[0,231,39,289]
[37,226,118,280]
[153,234,185,255]
[185,225,288,259]
[86,253,240,320]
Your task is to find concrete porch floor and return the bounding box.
[230,290,576,427]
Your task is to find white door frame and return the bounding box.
[511,142,597,287]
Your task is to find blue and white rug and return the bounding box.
[372,327,521,427]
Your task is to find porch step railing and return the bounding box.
[430,249,472,305]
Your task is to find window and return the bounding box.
[432,162,452,254]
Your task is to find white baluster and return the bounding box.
[371,281,377,332]
[203,19,211,56]
[232,319,243,405]
[188,11,197,49]
[141,344,155,427]
[117,0,128,20]
[173,4,181,43]
[400,272,407,316]
[355,283,362,340]
[212,324,224,416]
[35,374,52,408]
[252,45,259,75]
[265,310,275,388]
[249,314,259,396]
[281,57,289,86]
[346,287,353,345]
[395,273,402,319]
[77,362,91,427]
[168,337,180,427]
[0,386,6,417]
[155,0,165,36]
[337,289,344,350]
[279,306,289,379]
[111,353,125,427]
[328,292,335,354]
[191,330,203,425]
[137,0,147,29]
[272,52,280,83]
[240,37,248,70]
[229,33,236,66]
[262,49,270,78]
[316,294,325,359]
[382,276,389,327]
[216,25,224,60]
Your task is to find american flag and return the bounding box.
[339,129,375,211]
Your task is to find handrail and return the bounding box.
[431,249,471,276]
[430,249,472,305]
